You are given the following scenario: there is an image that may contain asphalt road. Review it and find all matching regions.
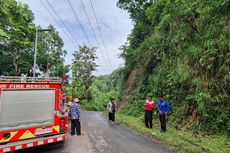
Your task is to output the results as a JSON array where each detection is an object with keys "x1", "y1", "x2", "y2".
[{"x1": 16, "y1": 111, "x2": 171, "y2": 153}]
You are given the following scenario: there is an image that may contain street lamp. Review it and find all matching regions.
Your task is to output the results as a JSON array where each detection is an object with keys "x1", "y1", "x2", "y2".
[{"x1": 33, "y1": 27, "x2": 52, "y2": 77}]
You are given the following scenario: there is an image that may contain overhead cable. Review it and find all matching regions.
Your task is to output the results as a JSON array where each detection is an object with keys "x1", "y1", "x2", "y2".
[
  {"x1": 80, "y1": 0, "x2": 111, "y2": 72},
  {"x1": 66, "y1": 0, "x2": 92, "y2": 46},
  {"x1": 45, "y1": 0, "x2": 81, "y2": 46},
  {"x1": 89, "y1": 0, "x2": 114, "y2": 71},
  {"x1": 40, "y1": 0, "x2": 79, "y2": 49}
]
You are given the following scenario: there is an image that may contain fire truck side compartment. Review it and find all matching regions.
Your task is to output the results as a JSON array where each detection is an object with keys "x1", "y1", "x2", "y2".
[{"x1": 0, "y1": 89, "x2": 55, "y2": 131}]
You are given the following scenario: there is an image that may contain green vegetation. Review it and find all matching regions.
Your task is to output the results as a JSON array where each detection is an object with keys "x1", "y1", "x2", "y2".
[
  {"x1": 78, "y1": 70, "x2": 121, "y2": 111},
  {"x1": 115, "y1": 0, "x2": 230, "y2": 134},
  {"x1": 0, "y1": 0, "x2": 68, "y2": 76},
  {"x1": 83, "y1": 0, "x2": 230, "y2": 152},
  {"x1": 113, "y1": 112, "x2": 230, "y2": 153},
  {"x1": 1, "y1": 0, "x2": 229, "y2": 152},
  {"x1": 71, "y1": 45, "x2": 97, "y2": 100}
]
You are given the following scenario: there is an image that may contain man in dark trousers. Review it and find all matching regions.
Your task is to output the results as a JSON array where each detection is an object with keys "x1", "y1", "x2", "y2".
[
  {"x1": 144, "y1": 96, "x2": 155, "y2": 128},
  {"x1": 69, "y1": 98, "x2": 81, "y2": 136},
  {"x1": 157, "y1": 96, "x2": 172, "y2": 132},
  {"x1": 107, "y1": 98, "x2": 116, "y2": 124}
]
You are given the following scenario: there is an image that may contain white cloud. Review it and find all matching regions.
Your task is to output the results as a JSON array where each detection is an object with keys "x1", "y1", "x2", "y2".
[{"x1": 17, "y1": 0, "x2": 133, "y2": 75}]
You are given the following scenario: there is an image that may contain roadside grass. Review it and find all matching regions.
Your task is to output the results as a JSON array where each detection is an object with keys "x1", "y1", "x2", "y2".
[{"x1": 103, "y1": 112, "x2": 230, "y2": 153}]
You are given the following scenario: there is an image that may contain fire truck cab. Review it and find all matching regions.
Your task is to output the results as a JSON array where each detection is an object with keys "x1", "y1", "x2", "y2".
[{"x1": 0, "y1": 76, "x2": 68, "y2": 152}]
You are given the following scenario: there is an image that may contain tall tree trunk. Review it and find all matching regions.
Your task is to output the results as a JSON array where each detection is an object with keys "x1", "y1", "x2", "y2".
[
  {"x1": 13, "y1": 56, "x2": 18, "y2": 76},
  {"x1": 13, "y1": 48, "x2": 19, "y2": 76}
]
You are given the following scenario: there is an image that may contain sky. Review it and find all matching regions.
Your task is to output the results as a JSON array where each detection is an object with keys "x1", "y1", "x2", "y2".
[{"x1": 17, "y1": 0, "x2": 133, "y2": 75}]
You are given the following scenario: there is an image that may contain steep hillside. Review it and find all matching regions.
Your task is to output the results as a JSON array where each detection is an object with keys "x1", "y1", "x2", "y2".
[{"x1": 117, "y1": 0, "x2": 230, "y2": 134}]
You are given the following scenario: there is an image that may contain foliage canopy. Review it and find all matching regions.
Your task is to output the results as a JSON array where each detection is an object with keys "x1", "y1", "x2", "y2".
[
  {"x1": 117, "y1": 0, "x2": 230, "y2": 134},
  {"x1": 0, "y1": 0, "x2": 68, "y2": 77}
]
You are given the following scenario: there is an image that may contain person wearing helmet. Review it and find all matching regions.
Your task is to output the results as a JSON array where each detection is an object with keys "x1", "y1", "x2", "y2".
[
  {"x1": 66, "y1": 96, "x2": 73, "y2": 112},
  {"x1": 68, "y1": 96, "x2": 73, "y2": 107}
]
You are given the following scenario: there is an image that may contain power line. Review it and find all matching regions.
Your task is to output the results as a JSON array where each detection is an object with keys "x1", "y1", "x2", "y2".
[
  {"x1": 66, "y1": 0, "x2": 108, "y2": 74},
  {"x1": 40, "y1": 0, "x2": 107, "y2": 74},
  {"x1": 66, "y1": 0, "x2": 92, "y2": 46},
  {"x1": 39, "y1": 0, "x2": 79, "y2": 49},
  {"x1": 45, "y1": 0, "x2": 81, "y2": 47},
  {"x1": 89, "y1": 0, "x2": 113, "y2": 71},
  {"x1": 80, "y1": 0, "x2": 111, "y2": 72}
]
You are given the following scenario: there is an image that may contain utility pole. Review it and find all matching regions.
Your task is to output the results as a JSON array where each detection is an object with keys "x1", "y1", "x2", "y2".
[
  {"x1": 33, "y1": 27, "x2": 38, "y2": 77},
  {"x1": 33, "y1": 27, "x2": 52, "y2": 77},
  {"x1": 47, "y1": 34, "x2": 52, "y2": 77}
]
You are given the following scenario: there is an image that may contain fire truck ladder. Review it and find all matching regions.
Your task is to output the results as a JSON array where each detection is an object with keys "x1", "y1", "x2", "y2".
[{"x1": 0, "y1": 76, "x2": 62, "y2": 83}]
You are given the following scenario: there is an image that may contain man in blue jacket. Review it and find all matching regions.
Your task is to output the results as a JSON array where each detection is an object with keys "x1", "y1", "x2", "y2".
[
  {"x1": 157, "y1": 96, "x2": 172, "y2": 132},
  {"x1": 69, "y1": 98, "x2": 81, "y2": 136}
]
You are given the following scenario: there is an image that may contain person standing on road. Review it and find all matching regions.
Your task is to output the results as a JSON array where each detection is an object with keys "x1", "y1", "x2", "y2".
[
  {"x1": 68, "y1": 96, "x2": 73, "y2": 106},
  {"x1": 144, "y1": 95, "x2": 155, "y2": 128},
  {"x1": 107, "y1": 98, "x2": 116, "y2": 123},
  {"x1": 69, "y1": 98, "x2": 81, "y2": 136},
  {"x1": 157, "y1": 96, "x2": 172, "y2": 132},
  {"x1": 67, "y1": 96, "x2": 73, "y2": 112}
]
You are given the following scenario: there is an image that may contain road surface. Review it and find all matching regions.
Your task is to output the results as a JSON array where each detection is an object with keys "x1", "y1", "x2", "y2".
[{"x1": 16, "y1": 111, "x2": 171, "y2": 153}]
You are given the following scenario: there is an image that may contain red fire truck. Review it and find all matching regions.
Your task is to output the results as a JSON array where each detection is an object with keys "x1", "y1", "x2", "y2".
[{"x1": 0, "y1": 76, "x2": 68, "y2": 152}]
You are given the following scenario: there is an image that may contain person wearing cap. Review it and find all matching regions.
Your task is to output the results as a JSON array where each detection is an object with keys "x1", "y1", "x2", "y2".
[
  {"x1": 107, "y1": 98, "x2": 116, "y2": 123},
  {"x1": 157, "y1": 96, "x2": 172, "y2": 132},
  {"x1": 144, "y1": 95, "x2": 155, "y2": 128},
  {"x1": 69, "y1": 98, "x2": 81, "y2": 136}
]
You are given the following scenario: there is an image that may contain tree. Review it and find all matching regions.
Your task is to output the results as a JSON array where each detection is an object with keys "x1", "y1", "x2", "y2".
[
  {"x1": 0, "y1": 0, "x2": 68, "y2": 77},
  {"x1": 37, "y1": 25, "x2": 68, "y2": 77},
  {"x1": 0, "y1": 0, "x2": 35, "y2": 76},
  {"x1": 117, "y1": 0, "x2": 153, "y2": 22},
  {"x1": 72, "y1": 45, "x2": 97, "y2": 100},
  {"x1": 117, "y1": 0, "x2": 230, "y2": 133}
]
